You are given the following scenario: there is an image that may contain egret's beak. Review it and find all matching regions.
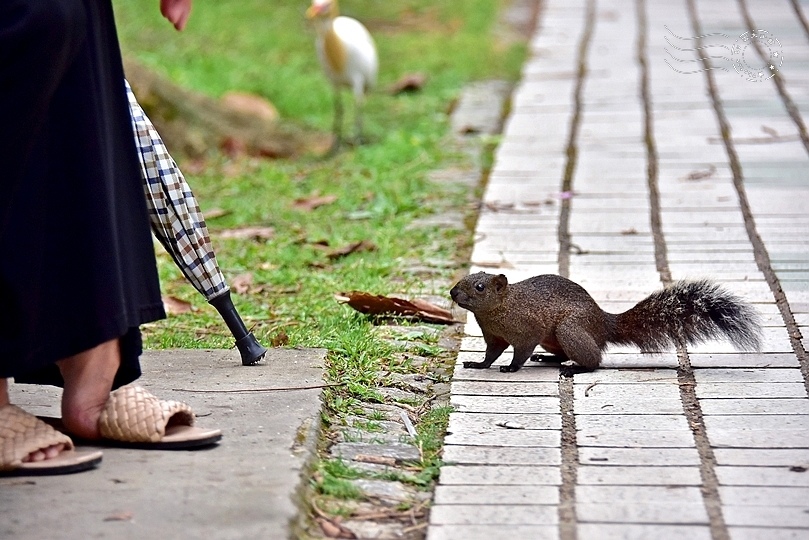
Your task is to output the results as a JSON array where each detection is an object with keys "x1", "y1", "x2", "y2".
[{"x1": 305, "y1": 5, "x2": 322, "y2": 18}]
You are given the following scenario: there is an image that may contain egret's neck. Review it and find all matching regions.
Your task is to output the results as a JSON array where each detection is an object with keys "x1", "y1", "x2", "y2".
[{"x1": 311, "y1": 16, "x2": 335, "y2": 38}]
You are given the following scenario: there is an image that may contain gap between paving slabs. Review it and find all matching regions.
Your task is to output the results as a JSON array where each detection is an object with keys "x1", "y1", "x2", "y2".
[{"x1": 300, "y1": 80, "x2": 512, "y2": 540}]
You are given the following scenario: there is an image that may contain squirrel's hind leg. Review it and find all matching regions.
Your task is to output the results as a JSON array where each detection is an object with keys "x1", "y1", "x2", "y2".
[{"x1": 555, "y1": 319, "x2": 603, "y2": 370}]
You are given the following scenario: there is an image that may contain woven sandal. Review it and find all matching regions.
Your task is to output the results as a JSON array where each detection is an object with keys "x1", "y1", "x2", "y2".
[
  {"x1": 1, "y1": 404, "x2": 102, "y2": 476},
  {"x1": 93, "y1": 385, "x2": 221, "y2": 450}
]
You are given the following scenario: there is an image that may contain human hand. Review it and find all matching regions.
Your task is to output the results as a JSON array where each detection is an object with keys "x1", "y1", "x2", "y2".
[{"x1": 160, "y1": 0, "x2": 192, "y2": 31}]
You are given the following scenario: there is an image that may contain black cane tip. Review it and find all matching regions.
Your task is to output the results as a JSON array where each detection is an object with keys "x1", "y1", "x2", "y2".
[{"x1": 236, "y1": 333, "x2": 268, "y2": 366}]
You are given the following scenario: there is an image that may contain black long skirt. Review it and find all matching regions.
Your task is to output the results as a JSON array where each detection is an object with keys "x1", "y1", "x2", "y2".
[{"x1": 0, "y1": 0, "x2": 165, "y2": 387}]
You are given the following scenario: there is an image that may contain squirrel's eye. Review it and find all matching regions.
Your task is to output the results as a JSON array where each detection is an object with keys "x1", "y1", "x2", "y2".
[{"x1": 474, "y1": 282, "x2": 485, "y2": 292}]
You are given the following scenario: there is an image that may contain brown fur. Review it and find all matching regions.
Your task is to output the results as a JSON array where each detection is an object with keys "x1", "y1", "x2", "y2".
[{"x1": 450, "y1": 272, "x2": 762, "y2": 372}]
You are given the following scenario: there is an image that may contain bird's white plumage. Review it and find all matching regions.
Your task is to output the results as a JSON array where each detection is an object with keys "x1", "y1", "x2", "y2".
[{"x1": 320, "y1": 16, "x2": 377, "y2": 95}]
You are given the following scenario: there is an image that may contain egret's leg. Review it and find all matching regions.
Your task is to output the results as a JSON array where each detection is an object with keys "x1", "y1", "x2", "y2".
[
  {"x1": 352, "y1": 79, "x2": 367, "y2": 145},
  {"x1": 328, "y1": 87, "x2": 343, "y2": 155}
]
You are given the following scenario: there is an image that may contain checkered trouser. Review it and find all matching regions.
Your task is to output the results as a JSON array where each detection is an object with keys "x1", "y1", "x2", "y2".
[{"x1": 126, "y1": 80, "x2": 229, "y2": 301}]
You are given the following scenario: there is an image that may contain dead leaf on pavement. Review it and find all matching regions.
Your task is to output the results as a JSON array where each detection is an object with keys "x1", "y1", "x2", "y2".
[
  {"x1": 163, "y1": 296, "x2": 193, "y2": 315},
  {"x1": 215, "y1": 226, "x2": 275, "y2": 241},
  {"x1": 388, "y1": 72, "x2": 427, "y2": 94},
  {"x1": 326, "y1": 240, "x2": 377, "y2": 260},
  {"x1": 335, "y1": 291, "x2": 457, "y2": 324},
  {"x1": 684, "y1": 164, "x2": 716, "y2": 181},
  {"x1": 103, "y1": 511, "x2": 134, "y2": 522},
  {"x1": 293, "y1": 192, "x2": 338, "y2": 211}
]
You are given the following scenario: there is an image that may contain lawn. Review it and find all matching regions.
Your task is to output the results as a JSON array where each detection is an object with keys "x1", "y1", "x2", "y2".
[{"x1": 114, "y1": 0, "x2": 526, "y2": 516}]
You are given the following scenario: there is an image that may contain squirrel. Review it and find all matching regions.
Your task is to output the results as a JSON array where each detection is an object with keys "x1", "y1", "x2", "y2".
[{"x1": 450, "y1": 272, "x2": 763, "y2": 372}]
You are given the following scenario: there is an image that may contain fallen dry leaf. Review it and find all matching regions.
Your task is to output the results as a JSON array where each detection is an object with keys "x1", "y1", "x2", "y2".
[
  {"x1": 317, "y1": 517, "x2": 356, "y2": 539},
  {"x1": 621, "y1": 228, "x2": 638, "y2": 235},
  {"x1": 388, "y1": 72, "x2": 428, "y2": 94},
  {"x1": 353, "y1": 454, "x2": 396, "y2": 466},
  {"x1": 335, "y1": 291, "x2": 457, "y2": 324},
  {"x1": 216, "y1": 226, "x2": 275, "y2": 241},
  {"x1": 326, "y1": 240, "x2": 377, "y2": 260},
  {"x1": 163, "y1": 296, "x2": 193, "y2": 315},
  {"x1": 684, "y1": 164, "x2": 716, "y2": 181},
  {"x1": 230, "y1": 273, "x2": 254, "y2": 295},
  {"x1": 293, "y1": 193, "x2": 338, "y2": 212},
  {"x1": 103, "y1": 511, "x2": 134, "y2": 522},
  {"x1": 271, "y1": 331, "x2": 289, "y2": 347}
]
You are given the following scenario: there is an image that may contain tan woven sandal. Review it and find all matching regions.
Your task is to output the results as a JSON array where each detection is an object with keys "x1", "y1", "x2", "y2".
[
  {"x1": 94, "y1": 385, "x2": 221, "y2": 450},
  {"x1": 1, "y1": 404, "x2": 102, "y2": 476}
]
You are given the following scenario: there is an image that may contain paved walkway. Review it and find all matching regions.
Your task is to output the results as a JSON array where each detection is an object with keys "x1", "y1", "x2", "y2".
[
  {"x1": 428, "y1": 0, "x2": 809, "y2": 539},
  {"x1": 2, "y1": 348, "x2": 324, "y2": 539}
]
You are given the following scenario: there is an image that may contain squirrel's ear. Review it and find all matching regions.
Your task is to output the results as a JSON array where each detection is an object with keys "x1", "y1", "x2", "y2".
[{"x1": 493, "y1": 274, "x2": 508, "y2": 292}]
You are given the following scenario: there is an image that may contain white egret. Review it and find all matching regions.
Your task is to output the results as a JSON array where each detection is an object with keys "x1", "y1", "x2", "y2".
[{"x1": 306, "y1": 0, "x2": 378, "y2": 153}]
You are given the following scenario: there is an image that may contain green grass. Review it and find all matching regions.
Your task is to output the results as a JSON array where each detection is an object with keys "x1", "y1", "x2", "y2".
[
  {"x1": 115, "y1": 0, "x2": 524, "y2": 358},
  {"x1": 114, "y1": 0, "x2": 524, "y2": 515}
]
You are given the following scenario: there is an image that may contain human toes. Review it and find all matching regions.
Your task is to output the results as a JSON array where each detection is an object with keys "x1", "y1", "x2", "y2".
[{"x1": 22, "y1": 443, "x2": 66, "y2": 463}]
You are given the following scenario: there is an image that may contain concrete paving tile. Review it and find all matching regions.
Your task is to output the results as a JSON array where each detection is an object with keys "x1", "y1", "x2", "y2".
[
  {"x1": 575, "y1": 414, "x2": 689, "y2": 431},
  {"x1": 716, "y1": 466, "x2": 809, "y2": 487},
  {"x1": 577, "y1": 524, "x2": 712, "y2": 540},
  {"x1": 451, "y1": 395, "x2": 560, "y2": 414},
  {"x1": 700, "y1": 398, "x2": 809, "y2": 415},
  {"x1": 579, "y1": 446, "x2": 699, "y2": 466},
  {"x1": 459, "y1": 337, "x2": 486, "y2": 352},
  {"x1": 690, "y1": 353, "x2": 801, "y2": 368},
  {"x1": 575, "y1": 397, "x2": 685, "y2": 415},
  {"x1": 426, "y1": 524, "x2": 559, "y2": 540},
  {"x1": 577, "y1": 502, "x2": 709, "y2": 524},
  {"x1": 574, "y1": 383, "x2": 682, "y2": 400},
  {"x1": 433, "y1": 484, "x2": 559, "y2": 505},
  {"x1": 437, "y1": 465, "x2": 561, "y2": 486},
  {"x1": 695, "y1": 383, "x2": 808, "y2": 399},
  {"x1": 429, "y1": 504, "x2": 558, "y2": 525},
  {"x1": 575, "y1": 370, "x2": 678, "y2": 384},
  {"x1": 448, "y1": 412, "x2": 561, "y2": 431},
  {"x1": 720, "y1": 486, "x2": 809, "y2": 506},
  {"x1": 441, "y1": 445, "x2": 561, "y2": 466},
  {"x1": 708, "y1": 430, "x2": 809, "y2": 449},
  {"x1": 723, "y1": 505, "x2": 809, "y2": 528},
  {"x1": 451, "y1": 381, "x2": 559, "y2": 396},
  {"x1": 577, "y1": 485, "x2": 703, "y2": 504},
  {"x1": 694, "y1": 369, "x2": 806, "y2": 384},
  {"x1": 578, "y1": 430, "x2": 696, "y2": 448},
  {"x1": 453, "y1": 362, "x2": 561, "y2": 383},
  {"x1": 577, "y1": 466, "x2": 702, "y2": 486},
  {"x1": 704, "y1": 415, "x2": 809, "y2": 430},
  {"x1": 726, "y1": 527, "x2": 809, "y2": 540},
  {"x1": 445, "y1": 429, "x2": 560, "y2": 448},
  {"x1": 599, "y1": 354, "x2": 681, "y2": 369},
  {"x1": 714, "y1": 448, "x2": 809, "y2": 467}
]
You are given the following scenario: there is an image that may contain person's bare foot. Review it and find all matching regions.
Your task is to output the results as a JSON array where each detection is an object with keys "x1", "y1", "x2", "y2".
[
  {"x1": 56, "y1": 338, "x2": 121, "y2": 440},
  {"x1": 1, "y1": 378, "x2": 67, "y2": 462}
]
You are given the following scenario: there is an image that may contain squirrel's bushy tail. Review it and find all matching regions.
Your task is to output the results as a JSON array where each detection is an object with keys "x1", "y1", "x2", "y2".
[{"x1": 612, "y1": 280, "x2": 763, "y2": 352}]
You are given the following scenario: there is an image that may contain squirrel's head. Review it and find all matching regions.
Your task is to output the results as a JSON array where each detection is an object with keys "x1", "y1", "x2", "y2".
[{"x1": 450, "y1": 272, "x2": 509, "y2": 313}]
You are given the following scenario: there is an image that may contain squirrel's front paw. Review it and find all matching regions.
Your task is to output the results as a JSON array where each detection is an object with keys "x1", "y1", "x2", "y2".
[
  {"x1": 500, "y1": 365, "x2": 521, "y2": 373},
  {"x1": 463, "y1": 361, "x2": 488, "y2": 369}
]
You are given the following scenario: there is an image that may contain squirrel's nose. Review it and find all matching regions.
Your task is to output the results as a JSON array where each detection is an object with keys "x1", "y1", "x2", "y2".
[{"x1": 450, "y1": 286, "x2": 458, "y2": 300}]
